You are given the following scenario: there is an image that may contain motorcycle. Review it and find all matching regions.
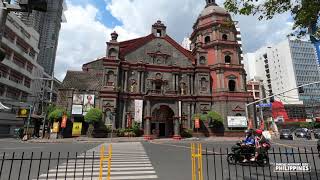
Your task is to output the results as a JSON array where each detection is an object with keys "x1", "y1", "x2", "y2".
[{"x1": 227, "y1": 142, "x2": 270, "y2": 167}]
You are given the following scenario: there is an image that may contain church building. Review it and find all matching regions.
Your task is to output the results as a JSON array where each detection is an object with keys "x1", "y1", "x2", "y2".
[{"x1": 57, "y1": 0, "x2": 254, "y2": 139}]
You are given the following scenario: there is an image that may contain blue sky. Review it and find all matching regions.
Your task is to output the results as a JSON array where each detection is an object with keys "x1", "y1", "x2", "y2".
[{"x1": 69, "y1": 0, "x2": 122, "y2": 28}]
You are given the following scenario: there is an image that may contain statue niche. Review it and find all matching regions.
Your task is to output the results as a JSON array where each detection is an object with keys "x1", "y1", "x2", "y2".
[{"x1": 130, "y1": 80, "x2": 137, "y2": 93}]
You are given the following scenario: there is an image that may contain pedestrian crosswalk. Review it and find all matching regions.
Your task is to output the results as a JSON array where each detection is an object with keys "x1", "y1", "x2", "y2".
[{"x1": 36, "y1": 142, "x2": 158, "y2": 180}]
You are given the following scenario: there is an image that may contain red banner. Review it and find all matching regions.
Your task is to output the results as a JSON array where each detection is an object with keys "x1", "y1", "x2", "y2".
[
  {"x1": 195, "y1": 118, "x2": 200, "y2": 129},
  {"x1": 61, "y1": 115, "x2": 67, "y2": 128}
]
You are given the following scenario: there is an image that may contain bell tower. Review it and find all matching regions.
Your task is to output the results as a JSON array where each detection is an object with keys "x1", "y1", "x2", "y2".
[
  {"x1": 191, "y1": 0, "x2": 245, "y2": 93},
  {"x1": 190, "y1": 0, "x2": 253, "y2": 127}
]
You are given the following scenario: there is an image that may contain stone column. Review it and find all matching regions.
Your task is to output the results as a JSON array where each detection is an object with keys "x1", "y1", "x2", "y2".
[
  {"x1": 173, "y1": 117, "x2": 181, "y2": 140},
  {"x1": 191, "y1": 75, "x2": 194, "y2": 95},
  {"x1": 188, "y1": 103, "x2": 191, "y2": 129},
  {"x1": 173, "y1": 74, "x2": 176, "y2": 91},
  {"x1": 144, "y1": 100, "x2": 152, "y2": 140},
  {"x1": 141, "y1": 72, "x2": 144, "y2": 93},
  {"x1": 137, "y1": 71, "x2": 141, "y2": 93},
  {"x1": 122, "y1": 101, "x2": 127, "y2": 128},
  {"x1": 124, "y1": 71, "x2": 128, "y2": 92}
]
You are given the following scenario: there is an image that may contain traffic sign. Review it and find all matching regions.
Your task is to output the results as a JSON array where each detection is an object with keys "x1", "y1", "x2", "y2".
[{"x1": 256, "y1": 103, "x2": 272, "y2": 108}]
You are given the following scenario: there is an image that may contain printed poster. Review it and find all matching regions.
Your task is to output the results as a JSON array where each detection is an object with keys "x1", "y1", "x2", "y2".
[
  {"x1": 72, "y1": 105, "x2": 83, "y2": 115},
  {"x1": 73, "y1": 94, "x2": 84, "y2": 105},
  {"x1": 83, "y1": 94, "x2": 95, "y2": 113}
]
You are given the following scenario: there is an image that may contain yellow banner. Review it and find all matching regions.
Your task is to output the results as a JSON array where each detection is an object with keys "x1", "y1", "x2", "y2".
[
  {"x1": 72, "y1": 122, "x2": 82, "y2": 136},
  {"x1": 52, "y1": 122, "x2": 60, "y2": 133}
]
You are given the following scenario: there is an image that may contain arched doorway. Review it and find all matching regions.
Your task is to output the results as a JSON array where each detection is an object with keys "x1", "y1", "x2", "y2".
[{"x1": 151, "y1": 105, "x2": 174, "y2": 137}]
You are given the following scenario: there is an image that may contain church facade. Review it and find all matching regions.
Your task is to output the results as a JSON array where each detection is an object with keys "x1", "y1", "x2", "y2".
[{"x1": 58, "y1": 0, "x2": 254, "y2": 139}]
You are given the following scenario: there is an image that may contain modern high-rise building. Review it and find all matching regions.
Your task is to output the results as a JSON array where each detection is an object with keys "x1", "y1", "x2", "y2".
[
  {"x1": 244, "y1": 39, "x2": 320, "y2": 116},
  {"x1": 0, "y1": 12, "x2": 42, "y2": 136},
  {"x1": 17, "y1": 0, "x2": 67, "y2": 76}
]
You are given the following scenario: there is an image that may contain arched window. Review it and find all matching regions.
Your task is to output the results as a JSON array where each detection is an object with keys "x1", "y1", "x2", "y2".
[
  {"x1": 199, "y1": 56, "x2": 206, "y2": 65},
  {"x1": 228, "y1": 80, "x2": 236, "y2": 92},
  {"x1": 225, "y1": 55, "x2": 231, "y2": 64},
  {"x1": 222, "y1": 34, "x2": 228, "y2": 40},
  {"x1": 204, "y1": 36, "x2": 211, "y2": 44},
  {"x1": 108, "y1": 48, "x2": 117, "y2": 57}
]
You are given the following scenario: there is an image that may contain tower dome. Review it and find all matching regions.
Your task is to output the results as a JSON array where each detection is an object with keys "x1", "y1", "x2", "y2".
[{"x1": 201, "y1": 0, "x2": 227, "y2": 16}]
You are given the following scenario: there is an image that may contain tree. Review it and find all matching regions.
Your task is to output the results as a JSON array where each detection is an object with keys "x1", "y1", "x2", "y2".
[
  {"x1": 224, "y1": 0, "x2": 320, "y2": 39},
  {"x1": 84, "y1": 108, "x2": 103, "y2": 124},
  {"x1": 207, "y1": 111, "x2": 224, "y2": 128},
  {"x1": 48, "y1": 108, "x2": 64, "y2": 122},
  {"x1": 84, "y1": 108, "x2": 103, "y2": 137}
]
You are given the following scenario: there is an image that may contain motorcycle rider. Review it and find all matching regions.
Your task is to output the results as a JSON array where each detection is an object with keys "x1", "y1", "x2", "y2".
[
  {"x1": 240, "y1": 129, "x2": 255, "y2": 162},
  {"x1": 250, "y1": 129, "x2": 271, "y2": 161}
]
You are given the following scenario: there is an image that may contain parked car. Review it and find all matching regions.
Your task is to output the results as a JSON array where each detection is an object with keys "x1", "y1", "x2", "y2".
[
  {"x1": 313, "y1": 129, "x2": 320, "y2": 139},
  {"x1": 294, "y1": 128, "x2": 311, "y2": 139},
  {"x1": 279, "y1": 129, "x2": 293, "y2": 140}
]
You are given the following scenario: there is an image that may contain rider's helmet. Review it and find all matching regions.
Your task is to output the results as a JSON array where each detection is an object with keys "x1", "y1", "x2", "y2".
[
  {"x1": 245, "y1": 129, "x2": 252, "y2": 136},
  {"x1": 255, "y1": 129, "x2": 263, "y2": 135}
]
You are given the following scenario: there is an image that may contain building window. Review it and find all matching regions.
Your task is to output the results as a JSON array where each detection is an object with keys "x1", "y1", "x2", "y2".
[
  {"x1": 106, "y1": 71, "x2": 115, "y2": 86},
  {"x1": 225, "y1": 55, "x2": 231, "y2": 64},
  {"x1": 205, "y1": 36, "x2": 210, "y2": 44},
  {"x1": 155, "y1": 81, "x2": 162, "y2": 91},
  {"x1": 236, "y1": 113, "x2": 242, "y2": 116},
  {"x1": 222, "y1": 34, "x2": 228, "y2": 40},
  {"x1": 157, "y1": 30, "x2": 162, "y2": 37},
  {"x1": 228, "y1": 80, "x2": 236, "y2": 92},
  {"x1": 199, "y1": 56, "x2": 206, "y2": 65}
]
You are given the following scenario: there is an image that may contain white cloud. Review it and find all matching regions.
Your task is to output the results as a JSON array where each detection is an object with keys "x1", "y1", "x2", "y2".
[
  {"x1": 55, "y1": 0, "x2": 295, "y2": 80},
  {"x1": 55, "y1": 2, "x2": 138, "y2": 80}
]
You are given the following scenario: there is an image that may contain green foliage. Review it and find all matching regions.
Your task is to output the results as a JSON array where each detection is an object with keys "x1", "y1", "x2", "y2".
[
  {"x1": 84, "y1": 108, "x2": 103, "y2": 124},
  {"x1": 224, "y1": 0, "x2": 320, "y2": 39},
  {"x1": 181, "y1": 129, "x2": 193, "y2": 138},
  {"x1": 116, "y1": 123, "x2": 142, "y2": 137},
  {"x1": 46, "y1": 104, "x2": 56, "y2": 115},
  {"x1": 207, "y1": 111, "x2": 223, "y2": 124},
  {"x1": 48, "y1": 108, "x2": 69, "y2": 122}
]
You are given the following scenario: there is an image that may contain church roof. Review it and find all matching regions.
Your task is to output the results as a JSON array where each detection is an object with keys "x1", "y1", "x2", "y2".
[
  {"x1": 118, "y1": 34, "x2": 195, "y2": 64},
  {"x1": 200, "y1": 4, "x2": 227, "y2": 16},
  {"x1": 61, "y1": 71, "x2": 103, "y2": 91}
]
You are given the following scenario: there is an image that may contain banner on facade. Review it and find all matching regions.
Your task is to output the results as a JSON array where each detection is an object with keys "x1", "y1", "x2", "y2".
[
  {"x1": 178, "y1": 101, "x2": 182, "y2": 118},
  {"x1": 72, "y1": 122, "x2": 82, "y2": 136},
  {"x1": 61, "y1": 114, "x2": 67, "y2": 128},
  {"x1": 227, "y1": 116, "x2": 247, "y2": 128},
  {"x1": 72, "y1": 105, "x2": 83, "y2": 115},
  {"x1": 134, "y1": 100, "x2": 143, "y2": 123},
  {"x1": 83, "y1": 94, "x2": 95, "y2": 114}
]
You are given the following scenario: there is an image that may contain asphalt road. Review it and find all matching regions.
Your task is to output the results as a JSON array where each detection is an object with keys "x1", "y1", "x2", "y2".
[{"x1": 0, "y1": 138, "x2": 319, "y2": 180}]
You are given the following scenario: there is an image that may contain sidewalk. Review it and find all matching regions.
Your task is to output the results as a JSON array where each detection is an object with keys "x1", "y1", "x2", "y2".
[{"x1": 25, "y1": 136, "x2": 243, "y2": 144}]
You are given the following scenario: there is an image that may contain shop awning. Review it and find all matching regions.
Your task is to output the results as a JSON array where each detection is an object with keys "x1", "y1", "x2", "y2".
[{"x1": 0, "y1": 102, "x2": 10, "y2": 110}]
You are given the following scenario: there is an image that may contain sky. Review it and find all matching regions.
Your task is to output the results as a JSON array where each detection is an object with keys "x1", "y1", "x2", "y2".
[{"x1": 55, "y1": 0, "x2": 294, "y2": 81}]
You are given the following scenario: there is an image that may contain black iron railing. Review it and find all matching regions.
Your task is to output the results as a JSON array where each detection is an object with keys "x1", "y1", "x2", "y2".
[
  {"x1": 0, "y1": 151, "x2": 102, "y2": 180},
  {"x1": 203, "y1": 147, "x2": 320, "y2": 180}
]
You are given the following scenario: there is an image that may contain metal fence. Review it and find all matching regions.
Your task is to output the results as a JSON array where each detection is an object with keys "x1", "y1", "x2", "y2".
[
  {"x1": 0, "y1": 151, "x2": 105, "y2": 180},
  {"x1": 203, "y1": 147, "x2": 320, "y2": 180}
]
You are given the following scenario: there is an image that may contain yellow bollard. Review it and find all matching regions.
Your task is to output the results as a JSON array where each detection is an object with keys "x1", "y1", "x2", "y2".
[
  {"x1": 191, "y1": 143, "x2": 203, "y2": 180},
  {"x1": 99, "y1": 145, "x2": 105, "y2": 180},
  {"x1": 107, "y1": 144, "x2": 112, "y2": 180}
]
